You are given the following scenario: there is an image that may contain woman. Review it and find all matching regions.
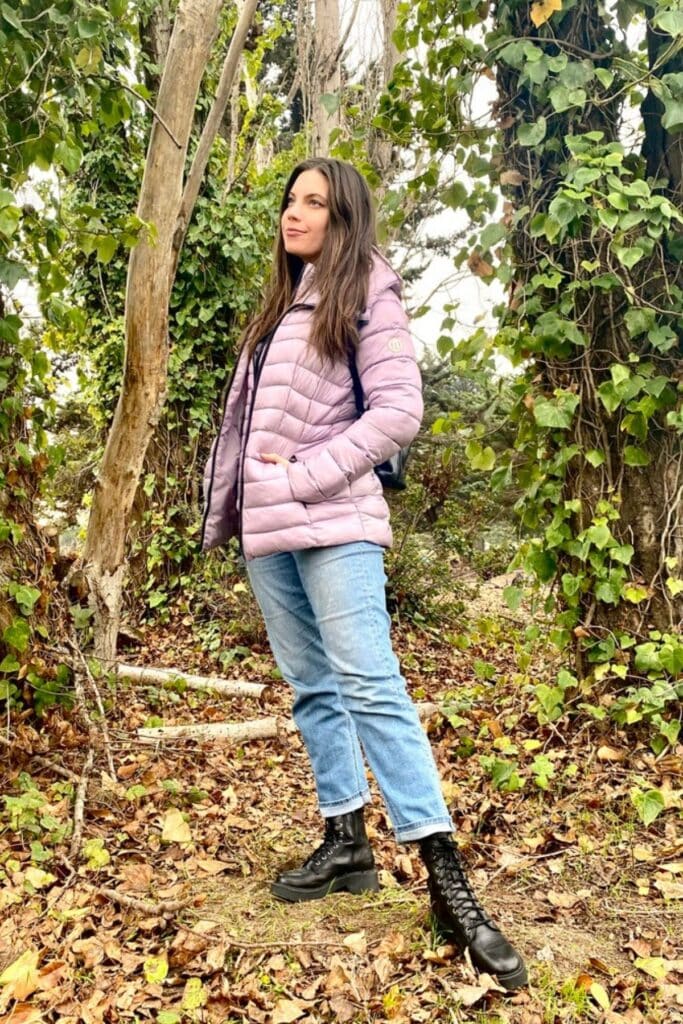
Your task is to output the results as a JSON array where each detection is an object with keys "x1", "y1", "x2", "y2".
[{"x1": 201, "y1": 158, "x2": 527, "y2": 991}]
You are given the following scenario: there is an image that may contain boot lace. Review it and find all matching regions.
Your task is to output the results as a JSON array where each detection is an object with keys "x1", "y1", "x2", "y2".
[
  {"x1": 427, "y1": 837, "x2": 493, "y2": 931},
  {"x1": 304, "y1": 819, "x2": 344, "y2": 870}
]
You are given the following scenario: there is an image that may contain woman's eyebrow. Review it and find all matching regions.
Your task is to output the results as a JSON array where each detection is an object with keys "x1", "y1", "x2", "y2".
[{"x1": 288, "y1": 191, "x2": 328, "y2": 201}]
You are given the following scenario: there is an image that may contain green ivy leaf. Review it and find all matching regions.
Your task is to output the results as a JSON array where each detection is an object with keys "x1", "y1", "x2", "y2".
[
  {"x1": 662, "y1": 100, "x2": 683, "y2": 134},
  {"x1": 624, "y1": 307, "x2": 656, "y2": 337},
  {"x1": 586, "y1": 523, "x2": 612, "y2": 549},
  {"x1": 503, "y1": 585, "x2": 523, "y2": 611},
  {"x1": 585, "y1": 449, "x2": 606, "y2": 467},
  {"x1": 441, "y1": 181, "x2": 468, "y2": 208},
  {"x1": 182, "y1": 978, "x2": 208, "y2": 1010},
  {"x1": 595, "y1": 68, "x2": 615, "y2": 89},
  {"x1": 623, "y1": 445, "x2": 651, "y2": 466},
  {"x1": 653, "y1": 9, "x2": 683, "y2": 33},
  {"x1": 597, "y1": 207, "x2": 618, "y2": 231},
  {"x1": 607, "y1": 191, "x2": 629, "y2": 211},
  {"x1": 3, "y1": 618, "x2": 30, "y2": 653},
  {"x1": 630, "y1": 788, "x2": 665, "y2": 826},
  {"x1": 480, "y1": 222, "x2": 507, "y2": 249},
  {"x1": 610, "y1": 543, "x2": 634, "y2": 564},
  {"x1": 95, "y1": 235, "x2": 118, "y2": 263},
  {"x1": 647, "y1": 325, "x2": 678, "y2": 352},
  {"x1": 623, "y1": 584, "x2": 650, "y2": 603},
  {"x1": 597, "y1": 381, "x2": 620, "y2": 413},
  {"x1": 54, "y1": 140, "x2": 83, "y2": 174},
  {"x1": 528, "y1": 548, "x2": 557, "y2": 583},
  {"x1": 0, "y1": 205, "x2": 21, "y2": 238},
  {"x1": 0, "y1": 653, "x2": 20, "y2": 673},
  {"x1": 320, "y1": 93, "x2": 340, "y2": 116},
  {"x1": 143, "y1": 953, "x2": 169, "y2": 984},
  {"x1": 517, "y1": 117, "x2": 547, "y2": 146},
  {"x1": 611, "y1": 364, "x2": 630, "y2": 387},
  {"x1": 83, "y1": 838, "x2": 111, "y2": 870},
  {"x1": 77, "y1": 17, "x2": 103, "y2": 37},
  {"x1": 10, "y1": 585, "x2": 41, "y2": 615},
  {"x1": 533, "y1": 391, "x2": 579, "y2": 429},
  {"x1": 613, "y1": 244, "x2": 645, "y2": 268},
  {"x1": 550, "y1": 85, "x2": 587, "y2": 112},
  {"x1": 595, "y1": 577, "x2": 621, "y2": 603}
]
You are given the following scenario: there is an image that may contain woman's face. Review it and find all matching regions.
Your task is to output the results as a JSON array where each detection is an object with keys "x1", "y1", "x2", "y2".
[{"x1": 281, "y1": 169, "x2": 330, "y2": 263}]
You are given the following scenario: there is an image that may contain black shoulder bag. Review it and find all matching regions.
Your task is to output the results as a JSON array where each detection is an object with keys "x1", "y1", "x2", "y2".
[{"x1": 347, "y1": 349, "x2": 412, "y2": 491}]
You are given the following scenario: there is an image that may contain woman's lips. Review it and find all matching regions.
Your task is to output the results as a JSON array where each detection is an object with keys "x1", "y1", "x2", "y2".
[{"x1": 284, "y1": 229, "x2": 305, "y2": 237}]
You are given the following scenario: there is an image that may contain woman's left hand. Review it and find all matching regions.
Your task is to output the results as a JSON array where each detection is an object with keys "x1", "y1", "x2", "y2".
[{"x1": 260, "y1": 452, "x2": 289, "y2": 466}]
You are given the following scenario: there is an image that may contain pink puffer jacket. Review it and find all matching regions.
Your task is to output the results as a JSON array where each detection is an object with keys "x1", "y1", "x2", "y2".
[{"x1": 200, "y1": 251, "x2": 423, "y2": 559}]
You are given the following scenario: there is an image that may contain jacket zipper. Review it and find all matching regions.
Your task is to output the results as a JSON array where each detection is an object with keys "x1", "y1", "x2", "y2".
[
  {"x1": 199, "y1": 353, "x2": 245, "y2": 549},
  {"x1": 235, "y1": 302, "x2": 313, "y2": 552}
]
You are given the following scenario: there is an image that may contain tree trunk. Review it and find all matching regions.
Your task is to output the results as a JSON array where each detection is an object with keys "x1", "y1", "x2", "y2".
[
  {"x1": 494, "y1": 1, "x2": 682, "y2": 635},
  {"x1": 139, "y1": 0, "x2": 173, "y2": 96},
  {"x1": 83, "y1": 0, "x2": 259, "y2": 660},
  {"x1": 368, "y1": 0, "x2": 400, "y2": 185},
  {"x1": 311, "y1": 0, "x2": 341, "y2": 155}
]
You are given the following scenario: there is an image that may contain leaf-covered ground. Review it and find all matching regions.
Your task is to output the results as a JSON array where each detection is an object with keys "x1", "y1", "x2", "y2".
[{"x1": 1, "y1": 593, "x2": 681, "y2": 1024}]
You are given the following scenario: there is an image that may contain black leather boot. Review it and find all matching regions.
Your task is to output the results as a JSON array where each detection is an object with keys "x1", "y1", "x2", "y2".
[
  {"x1": 271, "y1": 808, "x2": 380, "y2": 902},
  {"x1": 419, "y1": 833, "x2": 527, "y2": 991}
]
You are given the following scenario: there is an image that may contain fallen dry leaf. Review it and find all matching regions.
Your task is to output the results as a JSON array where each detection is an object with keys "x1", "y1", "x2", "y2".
[
  {"x1": 324, "y1": 957, "x2": 353, "y2": 994},
  {"x1": 597, "y1": 746, "x2": 627, "y2": 762},
  {"x1": 377, "y1": 931, "x2": 408, "y2": 958},
  {"x1": 453, "y1": 973, "x2": 506, "y2": 1006},
  {"x1": 327, "y1": 995, "x2": 357, "y2": 1022},
  {"x1": 0, "y1": 1004, "x2": 45, "y2": 1024},
  {"x1": 589, "y1": 980, "x2": 611, "y2": 1010},
  {"x1": 161, "y1": 808, "x2": 192, "y2": 845},
  {"x1": 625, "y1": 938, "x2": 652, "y2": 958},
  {"x1": 659, "y1": 860, "x2": 683, "y2": 874},
  {"x1": 547, "y1": 889, "x2": 587, "y2": 909},
  {"x1": 205, "y1": 941, "x2": 228, "y2": 972},
  {"x1": 342, "y1": 931, "x2": 367, "y2": 955},
  {"x1": 631, "y1": 845, "x2": 654, "y2": 862},
  {"x1": 224, "y1": 813, "x2": 258, "y2": 830},
  {"x1": 588, "y1": 956, "x2": 614, "y2": 975},
  {"x1": 118, "y1": 861, "x2": 154, "y2": 891},
  {"x1": 272, "y1": 997, "x2": 309, "y2": 1023},
  {"x1": 0, "y1": 949, "x2": 40, "y2": 1002},
  {"x1": 373, "y1": 955, "x2": 396, "y2": 985},
  {"x1": 193, "y1": 856, "x2": 231, "y2": 875},
  {"x1": 654, "y1": 876, "x2": 683, "y2": 899}
]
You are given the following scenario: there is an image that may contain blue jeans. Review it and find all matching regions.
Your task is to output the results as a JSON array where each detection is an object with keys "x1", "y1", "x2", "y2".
[{"x1": 246, "y1": 541, "x2": 453, "y2": 843}]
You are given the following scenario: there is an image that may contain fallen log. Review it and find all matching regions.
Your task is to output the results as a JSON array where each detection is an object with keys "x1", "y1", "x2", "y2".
[
  {"x1": 115, "y1": 662, "x2": 269, "y2": 699},
  {"x1": 136, "y1": 702, "x2": 441, "y2": 745}
]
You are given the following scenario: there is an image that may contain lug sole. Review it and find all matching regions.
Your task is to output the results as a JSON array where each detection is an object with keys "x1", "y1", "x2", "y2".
[{"x1": 271, "y1": 868, "x2": 380, "y2": 903}]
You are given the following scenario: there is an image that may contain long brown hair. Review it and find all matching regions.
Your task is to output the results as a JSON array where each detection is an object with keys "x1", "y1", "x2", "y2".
[{"x1": 243, "y1": 159, "x2": 377, "y2": 363}]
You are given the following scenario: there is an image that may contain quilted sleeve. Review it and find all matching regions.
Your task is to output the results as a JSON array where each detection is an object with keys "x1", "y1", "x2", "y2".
[{"x1": 287, "y1": 287, "x2": 423, "y2": 504}]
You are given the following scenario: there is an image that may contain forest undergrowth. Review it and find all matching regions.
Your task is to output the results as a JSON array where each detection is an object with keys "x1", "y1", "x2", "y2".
[{"x1": 0, "y1": 580, "x2": 681, "y2": 1024}]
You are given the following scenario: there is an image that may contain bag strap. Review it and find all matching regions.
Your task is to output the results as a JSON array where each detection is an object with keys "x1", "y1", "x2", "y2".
[{"x1": 347, "y1": 345, "x2": 365, "y2": 416}]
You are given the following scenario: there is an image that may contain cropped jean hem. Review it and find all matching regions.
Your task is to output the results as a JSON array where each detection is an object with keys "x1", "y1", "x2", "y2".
[
  {"x1": 319, "y1": 789, "x2": 371, "y2": 817},
  {"x1": 395, "y1": 817, "x2": 454, "y2": 844}
]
